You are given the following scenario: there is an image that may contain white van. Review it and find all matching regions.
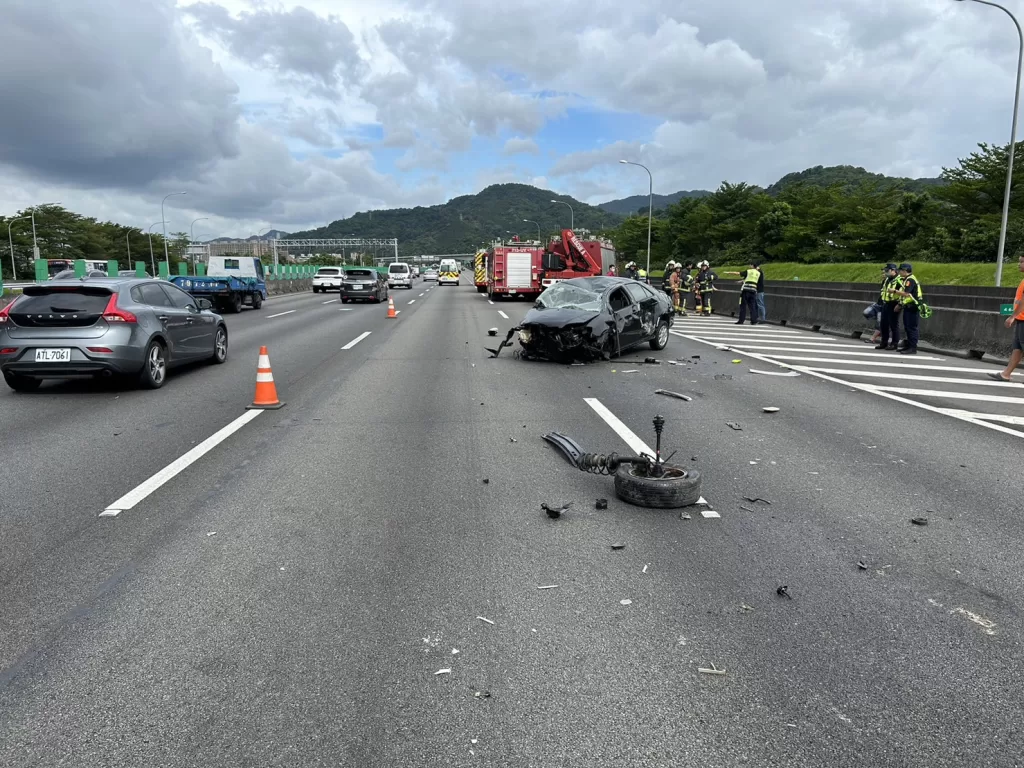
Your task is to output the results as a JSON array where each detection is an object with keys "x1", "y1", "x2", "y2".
[
  {"x1": 438, "y1": 259, "x2": 460, "y2": 286},
  {"x1": 387, "y1": 262, "x2": 413, "y2": 289}
]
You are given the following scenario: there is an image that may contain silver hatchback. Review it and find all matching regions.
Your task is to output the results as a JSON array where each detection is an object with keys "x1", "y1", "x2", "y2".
[{"x1": 0, "y1": 278, "x2": 228, "y2": 391}]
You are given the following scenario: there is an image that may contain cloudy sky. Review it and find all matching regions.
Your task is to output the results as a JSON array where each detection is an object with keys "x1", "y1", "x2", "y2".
[{"x1": 0, "y1": 0, "x2": 1018, "y2": 237}]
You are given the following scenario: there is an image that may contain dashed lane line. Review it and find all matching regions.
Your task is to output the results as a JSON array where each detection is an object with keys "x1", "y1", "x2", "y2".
[
  {"x1": 498, "y1": 310, "x2": 509, "y2": 319},
  {"x1": 266, "y1": 310, "x2": 297, "y2": 318},
  {"x1": 341, "y1": 331, "x2": 372, "y2": 350}
]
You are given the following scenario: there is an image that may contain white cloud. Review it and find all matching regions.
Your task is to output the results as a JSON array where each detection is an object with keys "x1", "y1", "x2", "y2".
[{"x1": 502, "y1": 137, "x2": 540, "y2": 156}]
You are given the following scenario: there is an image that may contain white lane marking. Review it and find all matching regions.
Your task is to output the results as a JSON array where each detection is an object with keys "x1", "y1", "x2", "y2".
[
  {"x1": 685, "y1": 331, "x2": 817, "y2": 340},
  {"x1": 673, "y1": 323, "x2": 798, "y2": 333},
  {"x1": 321, "y1": 299, "x2": 339, "y2": 304},
  {"x1": 685, "y1": 353, "x2": 1014, "y2": 374},
  {"x1": 338, "y1": 308, "x2": 354, "y2": 311},
  {"x1": 701, "y1": 344, "x2": 941, "y2": 360},
  {"x1": 100, "y1": 410, "x2": 264, "y2": 516},
  {"x1": 342, "y1": 331, "x2": 372, "y2": 350},
  {"x1": 938, "y1": 409, "x2": 1024, "y2": 426},
  {"x1": 267, "y1": 310, "x2": 297, "y2": 318},
  {"x1": 694, "y1": 338, "x2": 853, "y2": 350},
  {"x1": 419, "y1": 292, "x2": 425, "y2": 297},
  {"x1": 585, "y1": 397, "x2": 653, "y2": 456},
  {"x1": 866, "y1": 385, "x2": 1024, "y2": 405},
  {"x1": 409, "y1": 299, "x2": 417, "y2": 304},
  {"x1": 675, "y1": 331, "x2": 1024, "y2": 440},
  {"x1": 498, "y1": 310, "x2": 510, "y2": 319},
  {"x1": 804, "y1": 368, "x2": 1024, "y2": 388},
  {"x1": 488, "y1": 300, "x2": 495, "y2": 305}
]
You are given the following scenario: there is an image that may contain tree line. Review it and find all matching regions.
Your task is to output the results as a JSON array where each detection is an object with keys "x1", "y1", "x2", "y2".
[
  {"x1": 608, "y1": 142, "x2": 1024, "y2": 268},
  {"x1": 0, "y1": 205, "x2": 190, "y2": 280}
]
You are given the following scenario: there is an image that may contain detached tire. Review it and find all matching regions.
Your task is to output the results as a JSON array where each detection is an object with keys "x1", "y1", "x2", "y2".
[{"x1": 614, "y1": 464, "x2": 702, "y2": 509}]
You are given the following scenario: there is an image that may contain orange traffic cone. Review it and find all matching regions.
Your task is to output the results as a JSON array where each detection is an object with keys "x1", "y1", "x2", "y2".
[
  {"x1": 387, "y1": 296, "x2": 397, "y2": 319},
  {"x1": 246, "y1": 345, "x2": 285, "y2": 410}
]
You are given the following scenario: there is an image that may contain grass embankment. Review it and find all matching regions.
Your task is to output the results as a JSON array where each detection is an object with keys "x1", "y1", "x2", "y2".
[{"x1": 652, "y1": 262, "x2": 1019, "y2": 287}]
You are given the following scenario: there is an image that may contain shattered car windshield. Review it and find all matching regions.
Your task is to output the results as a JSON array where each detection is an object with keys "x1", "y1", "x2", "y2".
[{"x1": 536, "y1": 283, "x2": 603, "y2": 312}]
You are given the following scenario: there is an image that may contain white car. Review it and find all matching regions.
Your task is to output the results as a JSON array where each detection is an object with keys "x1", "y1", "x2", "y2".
[
  {"x1": 423, "y1": 267, "x2": 439, "y2": 281},
  {"x1": 312, "y1": 267, "x2": 344, "y2": 293},
  {"x1": 387, "y1": 262, "x2": 413, "y2": 289}
]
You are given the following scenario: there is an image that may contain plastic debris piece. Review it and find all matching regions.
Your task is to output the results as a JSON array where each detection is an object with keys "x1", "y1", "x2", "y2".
[
  {"x1": 776, "y1": 586, "x2": 792, "y2": 599},
  {"x1": 488, "y1": 328, "x2": 498, "y2": 336},
  {"x1": 474, "y1": 690, "x2": 492, "y2": 699},
  {"x1": 537, "y1": 585, "x2": 559, "y2": 590},
  {"x1": 680, "y1": 512, "x2": 692, "y2": 520},
  {"x1": 642, "y1": 564, "x2": 649, "y2": 573},
  {"x1": 620, "y1": 369, "x2": 639, "y2": 374},
  {"x1": 726, "y1": 422, "x2": 743, "y2": 430},
  {"x1": 911, "y1": 517, "x2": 929, "y2": 526},
  {"x1": 611, "y1": 543, "x2": 626, "y2": 550},
  {"x1": 482, "y1": 478, "x2": 490, "y2": 484},
  {"x1": 741, "y1": 604, "x2": 755, "y2": 612},
  {"x1": 620, "y1": 599, "x2": 633, "y2": 605},
  {"x1": 206, "y1": 531, "x2": 217, "y2": 537},
  {"x1": 714, "y1": 374, "x2": 733, "y2": 381},
  {"x1": 452, "y1": 649, "x2": 460, "y2": 654},
  {"x1": 740, "y1": 505, "x2": 754, "y2": 512},
  {"x1": 750, "y1": 368, "x2": 800, "y2": 377},
  {"x1": 701, "y1": 510, "x2": 721, "y2": 519},
  {"x1": 762, "y1": 407, "x2": 780, "y2": 413},
  {"x1": 750, "y1": 461, "x2": 758, "y2": 465},
  {"x1": 731, "y1": 359, "x2": 742, "y2": 364},
  {"x1": 435, "y1": 669, "x2": 452, "y2": 675},
  {"x1": 857, "y1": 561, "x2": 868, "y2": 570},
  {"x1": 595, "y1": 498, "x2": 608, "y2": 510},
  {"x1": 656, "y1": 389, "x2": 693, "y2": 401},
  {"x1": 542, "y1": 501, "x2": 573, "y2": 519},
  {"x1": 743, "y1": 496, "x2": 772, "y2": 505},
  {"x1": 509, "y1": 436, "x2": 517, "y2": 443},
  {"x1": 476, "y1": 616, "x2": 495, "y2": 625},
  {"x1": 698, "y1": 663, "x2": 726, "y2": 675}
]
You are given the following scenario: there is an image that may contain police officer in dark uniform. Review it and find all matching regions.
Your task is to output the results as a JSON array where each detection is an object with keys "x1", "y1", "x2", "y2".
[
  {"x1": 875, "y1": 263, "x2": 901, "y2": 351},
  {"x1": 893, "y1": 262, "x2": 923, "y2": 355}
]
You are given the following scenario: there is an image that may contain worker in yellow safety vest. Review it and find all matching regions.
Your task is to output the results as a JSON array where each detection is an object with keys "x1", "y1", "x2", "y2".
[{"x1": 735, "y1": 262, "x2": 761, "y2": 325}]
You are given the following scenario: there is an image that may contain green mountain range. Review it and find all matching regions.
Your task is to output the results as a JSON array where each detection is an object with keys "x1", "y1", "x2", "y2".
[{"x1": 287, "y1": 166, "x2": 946, "y2": 257}]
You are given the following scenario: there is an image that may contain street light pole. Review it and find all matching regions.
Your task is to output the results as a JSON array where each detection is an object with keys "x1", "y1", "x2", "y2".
[
  {"x1": 620, "y1": 160, "x2": 654, "y2": 280},
  {"x1": 148, "y1": 221, "x2": 164, "y2": 277},
  {"x1": 958, "y1": 0, "x2": 1023, "y2": 286},
  {"x1": 523, "y1": 219, "x2": 542, "y2": 243},
  {"x1": 30, "y1": 208, "x2": 39, "y2": 261},
  {"x1": 160, "y1": 192, "x2": 187, "y2": 270},
  {"x1": 8, "y1": 216, "x2": 29, "y2": 282},
  {"x1": 551, "y1": 199, "x2": 574, "y2": 230}
]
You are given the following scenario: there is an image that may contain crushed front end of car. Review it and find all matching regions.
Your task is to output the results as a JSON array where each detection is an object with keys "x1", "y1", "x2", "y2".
[{"x1": 516, "y1": 321, "x2": 612, "y2": 362}]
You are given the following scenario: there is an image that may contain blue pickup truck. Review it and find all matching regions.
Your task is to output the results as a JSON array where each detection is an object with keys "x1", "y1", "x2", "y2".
[{"x1": 170, "y1": 256, "x2": 267, "y2": 313}]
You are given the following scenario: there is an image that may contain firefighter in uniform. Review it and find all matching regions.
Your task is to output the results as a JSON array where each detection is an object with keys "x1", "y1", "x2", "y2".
[
  {"x1": 695, "y1": 261, "x2": 716, "y2": 316},
  {"x1": 735, "y1": 262, "x2": 761, "y2": 325},
  {"x1": 893, "y1": 262, "x2": 923, "y2": 355},
  {"x1": 875, "y1": 263, "x2": 901, "y2": 351},
  {"x1": 662, "y1": 260, "x2": 677, "y2": 298}
]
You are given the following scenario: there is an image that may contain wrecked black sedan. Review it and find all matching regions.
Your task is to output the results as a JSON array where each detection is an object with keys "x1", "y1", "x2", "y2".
[{"x1": 493, "y1": 277, "x2": 673, "y2": 361}]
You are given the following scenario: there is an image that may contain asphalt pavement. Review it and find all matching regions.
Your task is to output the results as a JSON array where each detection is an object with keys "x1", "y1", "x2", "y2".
[{"x1": 1, "y1": 279, "x2": 1022, "y2": 767}]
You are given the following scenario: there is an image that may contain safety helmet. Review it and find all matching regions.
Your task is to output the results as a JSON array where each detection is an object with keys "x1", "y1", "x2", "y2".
[{"x1": 699, "y1": 260, "x2": 709, "y2": 269}]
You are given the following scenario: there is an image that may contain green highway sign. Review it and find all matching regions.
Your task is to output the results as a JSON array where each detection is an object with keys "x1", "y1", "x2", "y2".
[{"x1": 1001, "y1": 304, "x2": 1014, "y2": 316}]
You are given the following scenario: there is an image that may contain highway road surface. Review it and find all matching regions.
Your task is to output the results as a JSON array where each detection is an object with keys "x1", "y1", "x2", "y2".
[{"x1": 1, "y1": 280, "x2": 1022, "y2": 767}]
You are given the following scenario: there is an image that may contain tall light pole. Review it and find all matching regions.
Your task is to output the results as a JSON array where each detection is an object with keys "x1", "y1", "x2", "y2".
[
  {"x1": 620, "y1": 160, "x2": 654, "y2": 279},
  {"x1": 190, "y1": 217, "x2": 208, "y2": 275},
  {"x1": 551, "y1": 199, "x2": 574, "y2": 230},
  {"x1": 160, "y1": 192, "x2": 186, "y2": 269},
  {"x1": 957, "y1": 0, "x2": 1023, "y2": 286},
  {"x1": 148, "y1": 221, "x2": 164, "y2": 277},
  {"x1": 126, "y1": 232, "x2": 131, "y2": 266},
  {"x1": 8, "y1": 216, "x2": 29, "y2": 281},
  {"x1": 523, "y1": 219, "x2": 541, "y2": 243}
]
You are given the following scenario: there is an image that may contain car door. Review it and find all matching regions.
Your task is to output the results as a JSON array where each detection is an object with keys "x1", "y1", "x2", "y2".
[
  {"x1": 607, "y1": 287, "x2": 643, "y2": 350},
  {"x1": 136, "y1": 282, "x2": 190, "y2": 361},
  {"x1": 626, "y1": 283, "x2": 659, "y2": 340},
  {"x1": 159, "y1": 283, "x2": 213, "y2": 360}
]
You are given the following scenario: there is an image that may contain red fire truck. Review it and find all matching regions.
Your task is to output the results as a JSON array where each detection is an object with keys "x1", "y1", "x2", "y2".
[{"x1": 485, "y1": 229, "x2": 614, "y2": 300}]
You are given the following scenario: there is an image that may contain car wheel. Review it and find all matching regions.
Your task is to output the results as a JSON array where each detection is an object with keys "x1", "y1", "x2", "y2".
[
  {"x1": 650, "y1": 319, "x2": 670, "y2": 350},
  {"x1": 3, "y1": 371, "x2": 41, "y2": 392},
  {"x1": 252, "y1": 292, "x2": 263, "y2": 310},
  {"x1": 614, "y1": 464, "x2": 702, "y2": 509},
  {"x1": 341, "y1": 298, "x2": 348, "y2": 304},
  {"x1": 211, "y1": 325, "x2": 228, "y2": 364},
  {"x1": 139, "y1": 340, "x2": 167, "y2": 389},
  {"x1": 313, "y1": 287, "x2": 320, "y2": 294}
]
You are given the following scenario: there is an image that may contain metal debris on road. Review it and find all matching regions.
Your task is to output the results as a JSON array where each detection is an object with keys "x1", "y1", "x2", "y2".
[
  {"x1": 726, "y1": 422, "x2": 743, "y2": 430},
  {"x1": 611, "y1": 543, "x2": 626, "y2": 550},
  {"x1": 701, "y1": 510, "x2": 721, "y2": 519},
  {"x1": 595, "y1": 498, "x2": 608, "y2": 510},
  {"x1": 643, "y1": 357, "x2": 661, "y2": 365},
  {"x1": 620, "y1": 369, "x2": 639, "y2": 373},
  {"x1": 542, "y1": 501, "x2": 573, "y2": 519},
  {"x1": 762, "y1": 407, "x2": 780, "y2": 413},
  {"x1": 488, "y1": 328, "x2": 498, "y2": 336},
  {"x1": 435, "y1": 669, "x2": 452, "y2": 676},
  {"x1": 680, "y1": 512, "x2": 692, "y2": 520},
  {"x1": 743, "y1": 496, "x2": 772, "y2": 505},
  {"x1": 741, "y1": 604, "x2": 755, "y2": 612},
  {"x1": 474, "y1": 690, "x2": 492, "y2": 699},
  {"x1": 476, "y1": 616, "x2": 495, "y2": 625},
  {"x1": 537, "y1": 585, "x2": 559, "y2": 590},
  {"x1": 858, "y1": 561, "x2": 868, "y2": 570},
  {"x1": 509, "y1": 436, "x2": 517, "y2": 443},
  {"x1": 620, "y1": 599, "x2": 633, "y2": 605},
  {"x1": 911, "y1": 517, "x2": 929, "y2": 526},
  {"x1": 750, "y1": 369, "x2": 801, "y2": 377},
  {"x1": 698, "y1": 663, "x2": 727, "y2": 675},
  {"x1": 643, "y1": 564, "x2": 649, "y2": 573},
  {"x1": 740, "y1": 505, "x2": 754, "y2": 512},
  {"x1": 714, "y1": 374, "x2": 733, "y2": 381},
  {"x1": 206, "y1": 531, "x2": 217, "y2": 537},
  {"x1": 452, "y1": 649, "x2": 460, "y2": 654},
  {"x1": 656, "y1": 389, "x2": 693, "y2": 401},
  {"x1": 776, "y1": 586, "x2": 792, "y2": 599}
]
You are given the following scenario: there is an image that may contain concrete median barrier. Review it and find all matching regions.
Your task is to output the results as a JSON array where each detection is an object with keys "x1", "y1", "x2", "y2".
[{"x1": 715, "y1": 287, "x2": 1014, "y2": 358}]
